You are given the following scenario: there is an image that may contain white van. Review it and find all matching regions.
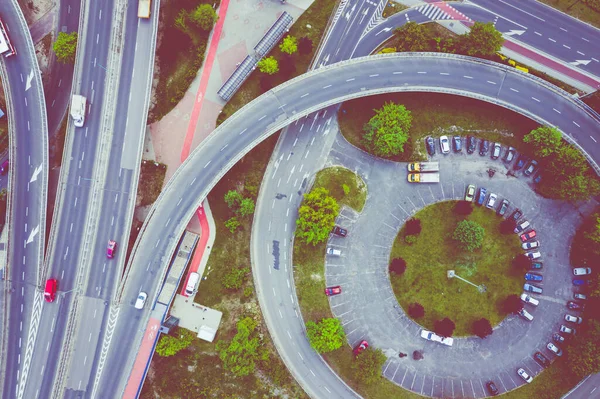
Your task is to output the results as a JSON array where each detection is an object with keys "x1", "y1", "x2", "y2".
[{"x1": 185, "y1": 272, "x2": 200, "y2": 296}]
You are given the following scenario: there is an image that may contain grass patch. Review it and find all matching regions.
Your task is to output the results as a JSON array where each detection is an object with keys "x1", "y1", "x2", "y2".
[
  {"x1": 583, "y1": 91, "x2": 600, "y2": 114},
  {"x1": 501, "y1": 358, "x2": 580, "y2": 399},
  {"x1": 383, "y1": 1, "x2": 408, "y2": 18},
  {"x1": 217, "y1": 0, "x2": 337, "y2": 125},
  {"x1": 339, "y1": 92, "x2": 539, "y2": 162},
  {"x1": 313, "y1": 166, "x2": 367, "y2": 212},
  {"x1": 136, "y1": 160, "x2": 167, "y2": 207},
  {"x1": 537, "y1": 0, "x2": 600, "y2": 29},
  {"x1": 390, "y1": 201, "x2": 522, "y2": 336},
  {"x1": 148, "y1": 0, "x2": 220, "y2": 123}
]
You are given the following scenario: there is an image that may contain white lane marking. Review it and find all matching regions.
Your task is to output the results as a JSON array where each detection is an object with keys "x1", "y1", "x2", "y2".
[
  {"x1": 573, "y1": 121, "x2": 580, "y2": 127},
  {"x1": 591, "y1": 136, "x2": 597, "y2": 143},
  {"x1": 369, "y1": 73, "x2": 380, "y2": 77},
  {"x1": 440, "y1": 72, "x2": 450, "y2": 75},
  {"x1": 549, "y1": 38, "x2": 556, "y2": 42},
  {"x1": 510, "y1": 88, "x2": 519, "y2": 92},
  {"x1": 563, "y1": 44, "x2": 571, "y2": 49},
  {"x1": 258, "y1": 115, "x2": 266, "y2": 121},
  {"x1": 239, "y1": 128, "x2": 247, "y2": 135},
  {"x1": 553, "y1": 108, "x2": 561, "y2": 114},
  {"x1": 560, "y1": 27, "x2": 567, "y2": 32},
  {"x1": 300, "y1": 93, "x2": 309, "y2": 98},
  {"x1": 346, "y1": 78, "x2": 355, "y2": 82},
  {"x1": 487, "y1": 80, "x2": 497, "y2": 85},
  {"x1": 577, "y1": 51, "x2": 585, "y2": 56},
  {"x1": 220, "y1": 144, "x2": 228, "y2": 152},
  {"x1": 322, "y1": 84, "x2": 332, "y2": 89},
  {"x1": 531, "y1": 97, "x2": 540, "y2": 102},
  {"x1": 463, "y1": 75, "x2": 473, "y2": 79},
  {"x1": 534, "y1": 31, "x2": 542, "y2": 36},
  {"x1": 204, "y1": 161, "x2": 211, "y2": 169}
]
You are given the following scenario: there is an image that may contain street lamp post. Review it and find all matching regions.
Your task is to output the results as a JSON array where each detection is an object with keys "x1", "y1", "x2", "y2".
[{"x1": 447, "y1": 270, "x2": 487, "y2": 293}]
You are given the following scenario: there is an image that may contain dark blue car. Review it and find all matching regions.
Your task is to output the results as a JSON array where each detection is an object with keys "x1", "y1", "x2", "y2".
[
  {"x1": 477, "y1": 188, "x2": 487, "y2": 206},
  {"x1": 514, "y1": 155, "x2": 528, "y2": 170},
  {"x1": 525, "y1": 273, "x2": 543, "y2": 282},
  {"x1": 573, "y1": 279, "x2": 588, "y2": 286},
  {"x1": 425, "y1": 137, "x2": 436, "y2": 156}
]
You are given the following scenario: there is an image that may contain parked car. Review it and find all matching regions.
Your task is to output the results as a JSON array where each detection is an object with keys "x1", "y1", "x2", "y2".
[
  {"x1": 509, "y1": 208, "x2": 523, "y2": 222},
  {"x1": 522, "y1": 241, "x2": 540, "y2": 250},
  {"x1": 565, "y1": 314, "x2": 583, "y2": 324},
  {"x1": 534, "y1": 352, "x2": 550, "y2": 367},
  {"x1": 567, "y1": 301, "x2": 584, "y2": 310},
  {"x1": 486, "y1": 381, "x2": 499, "y2": 396},
  {"x1": 524, "y1": 283, "x2": 542, "y2": 294},
  {"x1": 479, "y1": 140, "x2": 490, "y2": 156},
  {"x1": 486, "y1": 193, "x2": 498, "y2": 209},
  {"x1": 517, "y1": 368, "x2": 533, "y2": 383},
  {"x1": 514, "y1": 220, "x2": 530, "y2": 233},
  {"x1": 533, "y1": 172, "x2": 542, "y2": 184},
  {"x1": 353, "y1": 340, "x2": 369, "y2": 356},
  {"x1": 518, "y1": 308, "x2": 533, "y2": 321},
  {"x1": 491, "y1": 142, "x2": 501, "y2": 159},
  {"x1": 574, "y1": 293, "x2": 587, "y2": 300},
  {"x1": 440, "y1": 135, "x2": 451, "y2": 154},
  {"x1": 573, "y1": 267, "x2": 592, "y2": 276},
  {"x1": 465, "y1": 184, "x2": 476, "y2": 202},
  {"x1": 526, "y1": 251, "x2": 541, "y2": 260},
  {"x1": 553, "y1": 333, "x2": 565, "y2": 343},
  {"x1": 514, "y1": 155, "x2": 528, "y2": 170},
  {"x1": 521, "y1": 293, "x2": 540, "y2": 306},
  {"x1": 560, "y1": 325, "x2": 576, "y2": 335},
  {"x1": 477, "y1": 187, "x2": 487, "y2": 206},
  {"x1": 467, "y1": 136, "x2": 476, "y2": 154},
  {"x1": 326, "y1": 247, "x2": 341, "y2": 256},
  {"x1": 520, "y1": 230, "x2": 537, "y2": 242},
  {"x1": 504, "y1": 147, "x2": 516, "y2": 163},
  {"x1": 420, "y1": 329, "x2": 454, "y2": 346},
  {"x1": 107, "y1": 240, "x2": 117, "y2": 259},
  {"x1": 497, "y1": 199, "x2": 509, "y2": 216},
  {"x1": 332, "y1": 226, "x2": 348, "y2": 237},
  {"x1": 525, "y1": 272, "x2": 543, "y2": 282},
  {"x1": 425, "y1": 137, "x2": 436, "y2": 156},
  {"x1": 531, "y1": 261, "x2": 543, "y2": 269},
  {"x1": 134, "y1": 292, "x2": 147, "y2": 309},
  {"x1": 453, "y1": 136, "x2": 462, "y2": 152},
  {"x1": 324, "y1": 286, "x2": 342, "y2": 296},
  {"x1": 524, "y1": 160, "x2": 539, "y2": 176},
  {"x1": 547, "y1": 342, "x2": 563, "y2": 356},
  {"x1": 573, "y1": 279, "x2": 588, "y2": 286}
]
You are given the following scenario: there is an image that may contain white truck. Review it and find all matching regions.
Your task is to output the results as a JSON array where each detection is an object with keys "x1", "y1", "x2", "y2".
[
  {"x1": 70, "y1": 95, "x2": 87, "y2": 127},
  {"x1": 407, "y1": 173, "x2": 440, "y2": 183},
  {"x1": 407, "y1": 162, "x2": 439, "y2": 172},
  {"x1": 0, "y1": 17, "x2": 16, "y2": 57},
  {"x1": 138, "y1": 0, "x2": 151, "y2": 18}
]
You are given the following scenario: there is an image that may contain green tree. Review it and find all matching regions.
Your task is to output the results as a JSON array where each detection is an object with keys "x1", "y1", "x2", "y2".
[
  {"x1": 523, "y1": 126, "x2": 563, "y2": 159},
  {"x1": 362, "y1": 102, "x2": 412, "y2": 158},
  {"x1": 258, "y1": 56, "x2": 279, "y2": 75},
  {"x1": 222, "y1": 266, "x2": 249, "y2": 290},
  {"x1": 238, "y1": 198, "x2": 255, "y2": 217},
  {"x1": 279, "y1": 35, "x2": 298, "y2": 54},
  {"x1": 295, "y1": 187, "x2": 340, "y2": 245},
  {"x1": 225, "y1": 217, "x2": 240, "y2": 233},
  {"x1": 217, "y1": 317, "x2": 268, "y2": 376},
  {"x1": 394, "y1": 22, "x2": 430, "y2": 52},
  {"x1": 155, "y1": 328, "x2": 196, "y2": 357},
  {"x1": 224, "y1": 190, "x2": 243, "y2": 208},
  {"x1": 472, "y1": 318, "x2": 493, "y2": 338},
  {"x1": 459, "y1": 22, "x2": 504, "y2": 57},
  {"x1": 306, "y1": 318, "x2": 346, "y2": 353},
  {"x1": 53, "y1": 32, "x2": 78, "y2": 64},
  {"x1": 453, "y1": 220, "x2": 485, "y2": 252},
  {"x1": 351, "y1": 347, "x2": 386, "y2": 384},
  {"x1": 174, "y1": 9, "x2": 190, "y2": 34},
  {"x1": 191, "y1": 4, "x2": 218, "y2": 31},
  {"x1": 566, "y1": 319, "x2": 600, "y2": 377}
]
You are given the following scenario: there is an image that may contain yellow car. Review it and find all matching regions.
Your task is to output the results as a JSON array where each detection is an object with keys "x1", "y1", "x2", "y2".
[{"x1": 465, "y1": 184, "x2": 476, "y2": 202}]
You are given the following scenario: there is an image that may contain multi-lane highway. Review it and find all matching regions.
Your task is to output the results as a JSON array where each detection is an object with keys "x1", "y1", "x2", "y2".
[{"x1": 0, "y1": 1, "x2": 49, "y2": 398}]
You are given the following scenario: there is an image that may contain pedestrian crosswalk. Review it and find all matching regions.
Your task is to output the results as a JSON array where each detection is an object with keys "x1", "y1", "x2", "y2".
[{"x1": 416, "y1": 3, "x2": 473, "y2": 22}]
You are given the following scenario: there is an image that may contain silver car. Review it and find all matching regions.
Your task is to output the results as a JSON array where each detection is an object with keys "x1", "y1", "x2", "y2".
[
  {"x1": 565, "y1": 314, "x2": 583, "y2": 324},
  {"x1": 573, "y1": 267, "x2": 592, "y2": 276},
  {"x1": 560, "y1": 325, "x2": 575, "y2": 335},
  {"x1": 547, "y1": 342, "x2": 563, "y2": 356},
  {"x1": 440, "y1": 135, "x2": 451, "y2": 154},
  {"x1": 486, "y1": 193, "x2": 498, "y2": 209},
  {"x1": 135, "y1": 292, "x2": 147, "y2": 310}
]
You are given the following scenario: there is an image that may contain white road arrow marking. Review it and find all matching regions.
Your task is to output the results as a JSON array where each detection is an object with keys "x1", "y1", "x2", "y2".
[
  {"x1": 25, "y1": 70, "x2": 34, "y2": 91},
  {"x1": 29, "y1": 164, "x2": 42, "y2": 183},
  {"x1": 376, "y1": 27, "x2": 391, "y2": 36},
  {"x1": 504, "y1": 29, "x2": 526, "y2": 36},
  {"x1": 26, "y1": 225, "x2": 39, "y2": 244},
  {"x1": 569, "y1": 59, "x2": 591, "y2": 66}
]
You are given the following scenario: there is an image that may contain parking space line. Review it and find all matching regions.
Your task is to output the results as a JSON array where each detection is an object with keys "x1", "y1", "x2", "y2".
[
  {"x1": 451, "y1": 379, "x2": 454, "y2": 397},
  {"x1": 470, "y1": 379, "x2": 476, "y2": 397},
  {"x1": 507, "y1": 373, "x2": 517, "y2": 387},
  {"x1": 479, "y1": 379, "x2": 486, "y2": 397},
  {"x1": 397, "y1": 204, "x2": 411, "y2": 217},
  {"x1": 400, "y1": 367, "x2": 408, "y2": 385},
  {"x1": 389, "y1": 212, "x2": 400, "y2": 221},
  {"x1": 383, "y1": 359, "x2": 392, "y2": 375},
  {"x1": 439, "y1": 182, "x2": 445, "y2": 199},
  {"x1": 410, "y1": 372, "x2": 417, "y2": 390},
  {"x1": 392, "y1": 362, "x2": 401, "y2": 380},
  {"x1": 416, "y1": 189, "x2": 426, "y2": 205},
  {"x1": 428, "y1": 186, "x2": 436, "y2": 201},
  {"x1": 382, "y1": 222, "x2": 396, "y2": 230},
  {"x1": 461, "y1": 380, "x2": 464, "y2": 397},
  {"x1": 431, "y1": 376, "x2": 435, "y2": 397},
  {"x1": 420, "y1": 374, "x2": 426, "y2": 395},
  {"x1": 452, "y1": 181, "x2": 455, "y2": 198},
  {"x1": 406, "y1": 196, "x2": 417, "y2": 210}
]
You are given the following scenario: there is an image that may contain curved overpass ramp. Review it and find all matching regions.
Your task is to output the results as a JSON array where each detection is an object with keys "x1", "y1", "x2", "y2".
[{"x1": 105, "y1": 53, "x2": 600, "y2": 398}]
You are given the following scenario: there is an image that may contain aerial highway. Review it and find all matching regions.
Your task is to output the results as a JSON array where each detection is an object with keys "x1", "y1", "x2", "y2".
[
  {"x1": 0, "y1": 1, "x2": 49, "y2": 398},
  {"x1": 100, "y1": 52, "x2": 600, "y2": 398}
]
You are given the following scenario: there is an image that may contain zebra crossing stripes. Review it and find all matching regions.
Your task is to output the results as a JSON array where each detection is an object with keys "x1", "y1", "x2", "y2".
[{"x1": 416, "y1": 4, "x2": 453, "y2": 20}]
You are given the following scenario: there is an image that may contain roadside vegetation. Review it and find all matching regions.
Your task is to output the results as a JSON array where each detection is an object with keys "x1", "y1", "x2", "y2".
[
  {"x1": 52, "y1": 32, "x2": 78, "y2": 64},
  {"x1": 539, "y1": 0, "x2": 600, "y2": 28},
  {"x1": 149, "y1": 0, "x2": 219, "y2": 123},
  {"x1": 383, "y1": 1, "x2": 408, "y2": 18},
  {"x1": 217, "y1": 0, "x2": 337, "y2": 125},
  {"x1": 0, "y1": 83, "x2": 8, "y2": 154},
  {"x1": 583, "y1": 91, "x2": 600, "y2": 114},
  {"x1": 389, "y1": 201, "x2": 522, "y2": 336},
  {"x1": 141, "y1": 134, "x2": 307, "y2": 398},
  {"x1": 136, "y1": 160, "x2": 167, "y2": 207}
]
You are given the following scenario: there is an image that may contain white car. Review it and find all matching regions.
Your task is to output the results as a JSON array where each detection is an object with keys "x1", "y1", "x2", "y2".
[
  {"x1": 560, "y1": 325, "x2": 575, "y2": 335},
  {"x1": 517, "y1": 368, "x2": 533, "y2": 383},
  {"x1": 525, "y1": 251, "x2": 541, "y2": 260},
  {"x1": 514, "y1": 220, "x2": 531, "y2": 234},
  {"x1": 134, "y1": 292, "x2": 147, "y2": 310},
  {"x1": 520, "y1": 293, "x2": 539, "y2": 306},
  {"x1": 420, "y1": 329, "x2": 454, "y2": 346},
  {"x1": 440, "y1": 136, "x2": 451, "y2": 154},
  {"x1": 326, "y1": 247, "x2": 341, "y2": 256},
  {"x1": 565, "y1": 314, "x2": 583, "y2": 324},
  {"x1": 522, "y1": 241, "x2": 540, "y2": 250},
  {"x1": 485, "y1": 193, "x2": 497, "y2": 209},
  {"x1": 518, "y1": 308, "x2": 533, "y2": 321},
  {"x1": 573, "y1": 267, "x2": 592, "y2": 276},
  {"x1": 547, "y1": 342, "x2": 563, "y2": 356}
]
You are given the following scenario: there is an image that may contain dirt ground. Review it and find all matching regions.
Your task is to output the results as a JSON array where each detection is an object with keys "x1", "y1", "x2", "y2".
[{"x1": 17, "y1": 0, "x2": 54, "y2": 25}]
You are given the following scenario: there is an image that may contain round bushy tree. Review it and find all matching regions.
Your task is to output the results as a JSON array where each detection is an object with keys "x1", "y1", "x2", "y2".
[
  {"x1": 454, "y1": 200, "x2": 474, "y2": 216},
  {"x1": 434, "y1": 317, "x2": 456, "y2": 337},
  {"x1": 453, "y1": 220, "x2": 485, "y2": 252},
  {"x1": 500, "y1": 219, "x2": 517, "y2": 234},
  {"x1": 502, "y1": 294, "x2": 522, "y2": 314},
  {"x1": 362, "y1": 102, "x2": 412, "y2": 158},
  {"x1": 306, "y1": 318, "x2": 346, "y2": 353},
  {"x1": 405, "y1": 218, "x2": 421, "y2": 235},
  {"x1": 408, "y1": 303, "x2": 425, "y2": 318},
  {"x1": 389, "y1": 258, "x2": 407, "y2": 275},
  {"x1": 512, "y1": 254, "x2": 531, "y2": 271},
  {"x1": 472, "y1": 318, "x2": 493, "y2": 338}
]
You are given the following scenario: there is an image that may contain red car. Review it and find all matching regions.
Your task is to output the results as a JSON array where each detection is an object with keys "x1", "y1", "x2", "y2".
[
  {"x1": 107, "y1": 240, "x2": 117, "y2": 258},
  {"x1": 44, "y1": 279, "x2": 57, "y2": 302},
  {"x1": 353, "y1": 340, "x2": 368, "y2": 356},
  {"x1": 520, "y1": 230, "x2": 536, "y2": 242},
  {"x1": 324, "y1": 286, "x2": 342, "y2": 296}
]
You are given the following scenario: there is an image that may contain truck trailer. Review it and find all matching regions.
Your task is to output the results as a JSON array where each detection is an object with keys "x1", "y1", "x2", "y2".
[
  {"x1": 138, "y1": 0, "x2": 151, "y2": 18},
  {"x1": 0, "y1": 17, "x2": 16, "y2": 57},
  {"x1": 408, "y1": 173, "x2": 440, "y2": 183},
  {"x1": 407, "y1": 162, "x2": 439, "y2": 172},
  {"x1": 70, "y1": 95, "x2": 87, "y2": 127}
]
